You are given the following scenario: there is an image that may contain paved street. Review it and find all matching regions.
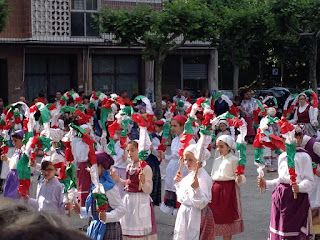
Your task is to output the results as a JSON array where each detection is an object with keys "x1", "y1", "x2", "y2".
[{"x1": 1, "y1": 144, "x2": 277, "y2": 240}]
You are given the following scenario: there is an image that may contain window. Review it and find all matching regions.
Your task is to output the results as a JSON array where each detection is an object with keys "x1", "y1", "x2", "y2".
[{"x1": 71, "y1": 0, "x2": 99, "y2": 36}]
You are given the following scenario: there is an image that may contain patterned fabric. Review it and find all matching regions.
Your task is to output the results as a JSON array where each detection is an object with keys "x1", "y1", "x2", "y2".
[
  {"x1": 89, "y1": 196, "x2": 123, "y2": 240},
  {"x1": 146, "y1": 154, "x2": 161, "y2": 206},
  {"x1": 200, "y1": 205, "x2": 215, "y2": 240},
  {"x1": 77, "y1": 162, "x2": 91, "y2": 207}
]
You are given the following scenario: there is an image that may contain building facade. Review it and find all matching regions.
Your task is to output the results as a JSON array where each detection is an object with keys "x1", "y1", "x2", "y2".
[{"x1": 0, "y1": 0, "x2": 218, "y2": 105}]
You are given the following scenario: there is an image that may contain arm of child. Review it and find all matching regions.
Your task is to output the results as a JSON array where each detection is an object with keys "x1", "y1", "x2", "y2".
[
  {"x1": 190, "y1": 177, "x2": 212, "y2": 210},
  {"x1": 100, "y1": 186, "x2": 126, "y2": 223},
  {"x1": 110, "y1": 169, "x2": 126, "y2": 186},
  {"x1": 141, "y1": 165, "x2": 153, "y2": 195}
]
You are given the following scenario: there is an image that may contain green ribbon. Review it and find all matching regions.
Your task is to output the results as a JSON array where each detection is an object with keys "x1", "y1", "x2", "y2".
[
  {"x1": 274, "y1": 148, "x2": 282, "y2": 155},
  {"x1": 107, "y1": 138, "x2": 116, "y2": 155},
  {"x1": 138, "y1": 150, "x2": 149, "y2": 161},
  {"x1": 237, "y1": 142, "x2": 247, "y2": 166},
  {"x1": 17, "y1": 153, "x2": 30, "y2": 180},
  {"x1": 60, "y1": 106, "x2": 76, "y2": 113},
  {"x1": 37, "y1": 137, "x2": 52, "y2": 152},
  {"x1": 37, "y1": 103, "x2": 51, "y2": 123},
  {"x1": 23, "y1": 132, "x2": 34, "y2": 145},
  {"x1": 256, "y1": 99, "x2": 265, "y2": 112},
  {"x1": 133, "y1": 95, "x2": 146, "y2": 104},
  {"x1": 285, "y1": 143, "x2": 296, "y2": 169},
  {"x1": 184, "y1": 117, "x2": 194, "y2": 135},
  {"x1": 200, "y1": 100, "x2": 211, "y2": 109},
  {"x1": 266, "y1": 115, "x2": 280, "y2": 126},
  {"x1": 200, "y1": 125, "x2": 212, "y2": 136},
  {"x1": 77, "y1": 104, "x2": 85, "y2": 112},
  {"x1": 92, "y1": 193, "x2": 108, "y2": 208},
  {"x1": 254, "y1": 148, "x2": 265, "y2": 165},
  {"x1": 121, "y1": 106, "x2": 133, "y2": 117},
  {"x1": 217, "y1": 111, "x2": 235, "y2": 120},
  {"x1": 176, "y1": 100, "x2": 184, "y2": 108},
  {"x1": 88, "y1": 102, "x2": 95, "y2": 110},
  {"x1": 70, "y1": 123, "x2": 87, "y2": 136},
  {"x1": 212, "y1": 93, "x2": 222, "y2": 100},
  {"x1": 100, "y1": 108, "x2": 112, "y2": 131},
  {"x1": 162, "y1": 121, "x2": 171, "y2": 139}
]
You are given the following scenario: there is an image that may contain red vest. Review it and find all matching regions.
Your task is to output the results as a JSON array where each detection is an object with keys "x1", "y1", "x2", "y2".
[
  {"x1": 125, "y1": 164, "x2": 143, "y2": 193},
  {"x1": 297, "y1": 105, "x2": 311, "y2": 123}
]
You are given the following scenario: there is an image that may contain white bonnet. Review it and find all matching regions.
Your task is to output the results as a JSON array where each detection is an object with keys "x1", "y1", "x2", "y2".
[
  {"x1": 184, "y1": 143, "x2": 211, "y2": 164},
  {"x1": 218, "y1": 119, "x2": 229, "y2": 128},
  {"x1": 216, "y1": 135, "x2": 236, "y2": 150}
]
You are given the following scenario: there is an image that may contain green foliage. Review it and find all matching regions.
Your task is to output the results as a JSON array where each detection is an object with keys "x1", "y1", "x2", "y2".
[
  {"x1": 95, "y1": 0, "x2": 216, "y2": 61},
  {"x1": 0, "y1": 0, "x2": 10, "y2": 33},
  {"x1": 208, "y1": 0, "x2": 269, "y2": 68}
]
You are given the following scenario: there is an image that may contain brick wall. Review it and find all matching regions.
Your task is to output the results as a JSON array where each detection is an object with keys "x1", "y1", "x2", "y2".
[
  {"x1": 0, "y1": 0, "x2": 31, "y2": 38},
  {"x1": 0, "y1": 45, "x2": 24, "y2": 103}
]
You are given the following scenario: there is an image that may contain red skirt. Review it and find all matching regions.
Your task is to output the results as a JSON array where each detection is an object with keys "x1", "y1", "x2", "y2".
[
  {"x1": 77, "y1": 162, "x2": 91, "y2": 207},
  {"x1": 209, "y1": 180, "x2": 239, "y2": 224}
]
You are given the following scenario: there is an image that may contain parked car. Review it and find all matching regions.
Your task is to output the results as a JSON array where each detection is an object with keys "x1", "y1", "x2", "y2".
[
  {"x1": 254, "y1": 88, "x2": 290, "y2": 111},
  {"x1": 218, "y1": 90, "x2": 234, "y2": 100}
]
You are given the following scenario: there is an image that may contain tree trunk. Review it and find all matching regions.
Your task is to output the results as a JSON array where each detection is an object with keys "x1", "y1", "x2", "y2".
[
  {"x1": 309, "y1": 37, "x2": 318, "y2": 94},
  {"x1": 154, "y1": 57, "x2": 165, "y2": 119},
  {"x1": 233, "y1": 65, "x2": 239, "y2": 97}
]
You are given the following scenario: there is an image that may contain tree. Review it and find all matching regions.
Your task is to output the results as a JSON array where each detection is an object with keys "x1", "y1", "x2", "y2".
[
  {"x1": 208, "y1": 0, "x2": 269, "y2": 95},
  {"x1": 0, "y1": 0, "x2": 10, "y2": 32},
  {"x1": 94, "y1": 0, "x2": 216, "y2": 118},
  {"x1": 269, "y1": 0, "x2": 320, "y2": 93}
]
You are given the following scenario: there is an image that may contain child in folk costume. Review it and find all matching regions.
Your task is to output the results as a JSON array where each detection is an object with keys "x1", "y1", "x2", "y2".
[
  {"x1": 174, "y1": 144, "x2": 214, "y2": 240},
  {"x1": 71, "y1": 124, "x2": 92, "y2": 206},
  {"x1": 209, "y1": 135, "x2": 246, "y2": 240},
  {"x1": 263, "y1": 108, "x2": 281, "y2": 173},
  {"x1": 258, "y1": 129, "x2": 314, "y2": 240},
  {"x1": 289, "y1": 93, "x2": 318, "y2": 137},
  {"x1": 151, "y1": 120, "x2": 166, "y2": 180},
  {"x1": 25, "y1": 161, "x2": 66, "y2": 215},
  {"x1": 112, "y1": 126, "x2": 131, "y2": 198},
  {"x1": 73, "y1": 151, "x2": 125, "y2": 240},
  {"x1": 160, "y1": 115, "x2": 196, "y2": 215},
  {"x1": 1, "y1": 130, "x2": 24, "y2": 199},
  {"x1": 111, "y1": 140, "x2": 157, "y2": 240},
  {"x1": 294, "y1": 124, "x2": 320, "y2": 239},
  {"x1": 215, "y1": 119, "x2": 231, "y2": 140}
]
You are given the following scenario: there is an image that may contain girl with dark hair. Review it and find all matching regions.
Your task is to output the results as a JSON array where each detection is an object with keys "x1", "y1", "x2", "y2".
[
  {"x1": 0, "y1": 130, "x2": 24, "y2": 199},
  {"x1": 74, "y1": 151, "x2": 125, "y2": 240}
]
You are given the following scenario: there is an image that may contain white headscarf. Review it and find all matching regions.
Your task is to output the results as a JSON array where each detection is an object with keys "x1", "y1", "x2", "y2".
[
  {"x1": 266, "y1": 107, "x2": 276, "y2": 117},
  {"x1": 218, "y1": 119, "x2": 229, "y2": 128},
  {"x1": 216, "y1": 135, "x2": 236, "y2": 150},
  {"x1": 184, "y1": 143, "x2": 211, "y2": 167}
]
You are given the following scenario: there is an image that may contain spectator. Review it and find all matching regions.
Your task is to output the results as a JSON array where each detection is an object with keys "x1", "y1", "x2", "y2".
[
  {"x1": 38, "y1": 91, "x2": 46, "y2": 104},
  {"x1": 233, "y1": 96, "x2": 241, "y2": 107},
  {"x1": 214, "y1": 97, "x2": 229, "y2": 116},
  {"x1": 183, "y1": 90, "x2": 192, "y2": 103},
  {"x1": 201, "y1": 89, "x2": 211, "y2": 100},
  {"x1": 120, "y1": 90, "x2": 131, "y2": 106},
  {"x1": 240, "y1": 97, "x2": 255, "y2": 144},
  {"x1": 173, "y1": 89, "x2": 186, "y2": 115},
  {"x1": 55, "y1": 91, "x2": 62, "y2": 108},
  {"x1": 31, "y1": 97, "x2": 38, "y2": 106},
  {"x1": 173, "y1": 89, "x2": 186, "y2": 103},
  {"x1": 83, "y1": 96, "x2": 90, "y2": 112}
]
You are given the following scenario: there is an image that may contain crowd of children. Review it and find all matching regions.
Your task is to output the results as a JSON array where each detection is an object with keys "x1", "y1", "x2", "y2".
[{"x1": 0, "y1": 89, "x2": 320, "y2": 240}]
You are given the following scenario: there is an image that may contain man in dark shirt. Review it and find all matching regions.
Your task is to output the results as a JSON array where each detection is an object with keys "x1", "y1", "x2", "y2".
[{"x1": 214, "y1": 97, "x2": 229, "y2": 116}]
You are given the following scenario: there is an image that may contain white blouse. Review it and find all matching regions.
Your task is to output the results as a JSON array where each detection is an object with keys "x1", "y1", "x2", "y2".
[
  {"x1": 71, "y1": 136, "x2": 89, "y2": 166},
  {"x1": 211, "y1": 153, "x2": 246, "y2": 185},
  {"x1": 266, "y1": 151, "x2": 314, "y2": 193},
  {"x1": 28, "y1": 177, "x2": 65, "y2": 214},
  {"x1": 80, "y1": 185, "x2": 126, "y2": 223},
  {"x1": 174, "y1": 168, "x2": 212, "y2": 240},
  {"x1": 290, "y1": 104, "x2": 317, "y2": 125},
  {"x1": 112, "y1": 140, "x2": 131, "y2": 169}
]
